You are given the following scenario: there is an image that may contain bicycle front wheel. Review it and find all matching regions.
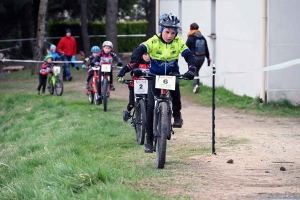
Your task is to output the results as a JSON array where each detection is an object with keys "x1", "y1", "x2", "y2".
[
  {"x1": 135, "y1": 99, "x2": 146, "y2": 145},
  {"x1": 55, "y1": 76, "x2": 64, "y2": 96},
  {"x1": 156, "y1": 102, "x2": 169, "y2": 169},
  {"x1": 48, "y1": 77, "x2": 54, "y2": 95},
  {"x1": 102, "y1": 78, "x2": 108, "y2": 112}
]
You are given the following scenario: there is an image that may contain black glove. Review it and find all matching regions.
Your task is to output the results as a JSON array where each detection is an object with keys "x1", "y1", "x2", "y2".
[
  {"x1": 183, "y1": 71, "x2": 195, "y2": 80},
  {"x1": 117, "y1": 62, "x2": 123, "y2": 66},
  {"x1": 133, "y1": 68, "x2": 143, "y2": 78},
  {"x1": 183, "y1": 66, "x2": 196, "y2": 80},
  {"x1": 75, "y1": 66, "x2": 79, "y2": 70}
]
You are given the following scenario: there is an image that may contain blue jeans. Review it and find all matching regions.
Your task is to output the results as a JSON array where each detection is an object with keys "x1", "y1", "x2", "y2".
[{"x1": 62, "y1": 56, "x2": 72, "y2": 78}]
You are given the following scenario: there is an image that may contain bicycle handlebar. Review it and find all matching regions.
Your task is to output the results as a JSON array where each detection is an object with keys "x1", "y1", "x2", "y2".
[{"x1": 141, "y1": 71, "x2": 187, "y2": 80}]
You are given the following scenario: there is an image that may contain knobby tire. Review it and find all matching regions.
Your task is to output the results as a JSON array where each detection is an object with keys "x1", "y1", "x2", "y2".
[
  {"x1": 54, "y1": 76, "x2": 63, "y2": 96},
  {"x1": 156, "y1": 102, "x2": 169, "y2": 169},
  {"x1": 103, "y1": 78, "x2": 108, "y2": 111},
  {"x1": 136, "y1": 99, "x2": 146, "y2": 145}
]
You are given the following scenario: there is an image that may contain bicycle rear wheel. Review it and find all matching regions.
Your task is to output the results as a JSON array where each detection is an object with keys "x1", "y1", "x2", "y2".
[
  {"x1": 135, "y1": 99, "x2": 146, "y2": 145},
  {"x1": 54, "y1": 76, "x2": 63, "y2": 96},
  {"x1": 102, "y1": 78, "x2": 108, "y2": 111},
  {"x1": 156, "y1": 102, "x2": 169, "y2": 169},
  {"x1": 48, "y1": 77, "x2": 54, "y2": 95}
]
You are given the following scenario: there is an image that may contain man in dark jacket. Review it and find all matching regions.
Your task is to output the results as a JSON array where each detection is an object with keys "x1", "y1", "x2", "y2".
[
  {"x1": 57, "y1": 28, "x2": 77, "y2": 81},
  {"x1": 186, "y1": 23, "x2": 211, "y2": 93}
]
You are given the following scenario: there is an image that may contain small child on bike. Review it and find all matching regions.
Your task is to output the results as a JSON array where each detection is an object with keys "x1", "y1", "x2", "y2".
[
  {"x1": 83, "y1": 46, "x2": 101, "y2": 89},
  {"x1": 37, "y1": 55, "x2": 54, "y2": 95},
  {"x1": 117, "y1": 52, "x2": 150, "y2": 122},
  {"x1": 90, "y1": 41, "x2": 123, "y2": 100}
]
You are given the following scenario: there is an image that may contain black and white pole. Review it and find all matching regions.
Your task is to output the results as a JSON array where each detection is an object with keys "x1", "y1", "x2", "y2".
[{"x1": 212, "y1": 64, "x2": 216, "y2": 155}]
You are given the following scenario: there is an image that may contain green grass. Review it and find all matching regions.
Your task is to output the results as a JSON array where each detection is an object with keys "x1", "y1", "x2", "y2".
[
  {"x1": 0, "y1": 69, "x2": 299, "y2": 199},
  {"x1": 180, "y1": 80, "x2": 300, "y2": 117}
]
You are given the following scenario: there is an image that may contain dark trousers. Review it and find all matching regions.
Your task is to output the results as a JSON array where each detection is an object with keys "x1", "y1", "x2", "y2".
[
  {"x1": 127, "y1": 87, "x2": 134, "y2": 111},
  {"x1": 194, "y1": 58, "x2": 205, "y2": 86},
  {"x1": 146, "y1": 77, "x2": 181, "y2": 139},
  {"x1": 87, "y1": 70, "x2": 94, "y2": 82},
  {"x1": 37, "y1": 74, "x2": 48, "y2": 92}
]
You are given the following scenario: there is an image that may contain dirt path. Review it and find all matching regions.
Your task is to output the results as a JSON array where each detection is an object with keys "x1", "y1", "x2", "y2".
[{"x1": 71, "y1": 70, "x2": 300, "y2": 199}]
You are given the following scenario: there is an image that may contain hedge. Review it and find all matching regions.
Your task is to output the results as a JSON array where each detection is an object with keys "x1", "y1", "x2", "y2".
[{"x1": 47, "y1": 21, "x2": 148, "y2": 52}]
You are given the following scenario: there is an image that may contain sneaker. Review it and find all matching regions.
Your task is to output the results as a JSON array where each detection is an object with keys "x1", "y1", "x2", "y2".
[
  {"x1": 85, "y1": 82, "x2": 89, "y2": 89},
  {"x1": 173, "y1": 112, "x2": 183, "y2": 128},
  {"x1": 193, "y1": 85, "x2": 199, "y2": 93},
  {"x1": 37, "y1": 90, "x2": 40, "y2": 95},
  {"x1": 41, "y1": 92, "x2": 45, "y2": 96},
  {"x1": 97, "y1": 95, "x2": 102, "y2": 104},
  {"x1": 110, "y1": 84, "x2": 115, "y2": 91},
  {"x1": 123, "y1": 110, "x2": 130, "y2": 122},
  {"x1": 144, "y1": 137, "x2": 154, "y2": 153}
]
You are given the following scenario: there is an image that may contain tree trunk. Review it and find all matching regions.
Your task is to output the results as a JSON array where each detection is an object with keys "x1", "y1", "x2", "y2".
[
  {"x1": 106, "y1": 0, "x2": 118, "y2": 53},
  {"x1": 32, "y1": 0, "x2": 48, "y2": 75},
  {"x1": 80, "y1": 0, "x2": 90, "y2": 56},
  {"x1": 145, "y1": 0, "x2": 156, "y2": 39}
]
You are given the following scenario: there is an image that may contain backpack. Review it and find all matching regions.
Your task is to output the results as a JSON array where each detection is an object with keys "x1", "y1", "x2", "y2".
[{"x1": 194, "y1": 37, "x2": 206, "y2": 56}]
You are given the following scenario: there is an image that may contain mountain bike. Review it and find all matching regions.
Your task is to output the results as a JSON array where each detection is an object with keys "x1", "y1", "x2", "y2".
[
  {"x1": 86, "y1": 66, "x2": 100, "y2": 105},
  {"x1": 99, "y1": 64, "x2": 112, "y2": 112},
  {"x1": 123, "y1": 78, "x2": 148, "y2": 145},
  {"x1": 143, "y1": 72, "x2": 185, "y2": 169},
  {"x1": 48, "y1": 66, "x2": 63, "y2": 96}
]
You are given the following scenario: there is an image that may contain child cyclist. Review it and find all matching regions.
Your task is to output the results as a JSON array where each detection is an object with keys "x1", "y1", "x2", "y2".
[
  {"x1": 83, "y1": 45, "x2": 101, "y2": 89},
  {"x1": 90, "y1": 41, "x2": 123, "y2": 102},
  {"x1": 128, "y1": 13, "x2": 197, "y2": 153},
  {"x1": 37, "y1": 55, "x2": 54, "y2": 95},
  {"x1": 117, "y1": 52, "x2": 150, "y2": 122}
]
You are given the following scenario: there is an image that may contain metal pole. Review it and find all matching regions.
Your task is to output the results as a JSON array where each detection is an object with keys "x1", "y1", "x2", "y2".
[{"x1": 212, "y1": 64, "x2": 216, "y2": 155}]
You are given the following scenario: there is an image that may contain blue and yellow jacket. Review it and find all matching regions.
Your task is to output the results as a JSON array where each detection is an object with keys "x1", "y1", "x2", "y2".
[{"x1": 130, "y1": 34, "x2": 196, "y2": 75}]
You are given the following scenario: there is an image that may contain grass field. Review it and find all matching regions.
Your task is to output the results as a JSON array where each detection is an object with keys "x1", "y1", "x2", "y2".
[{"x1": 0, "y1": 69, "x2": 299, "y2": 199}]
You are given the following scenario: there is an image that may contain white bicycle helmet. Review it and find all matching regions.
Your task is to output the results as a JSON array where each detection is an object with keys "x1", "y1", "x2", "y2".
[{"x1": 102, "y1": 41, "x2": 113, "y2": 48}]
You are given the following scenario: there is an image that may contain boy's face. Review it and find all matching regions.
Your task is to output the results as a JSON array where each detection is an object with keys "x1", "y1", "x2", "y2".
[
  {"x1": 46, "y1": 58, "x2": 52, "y2": 63},
  {"x1": 161, "y1": 28, "x2": 176, "y2": 43},
  {"x1": 103, "y1": 46, "x2": 112, "y2": 54},
  {"x1": 51, "y1": 48, "x2": 56, "y2": 53},
  {"x1": 142, "y1": 53, "x2": 150, "y2": 62},
  {"x1": 92, "y1": 52, "x2": 97, "y2": 57}
]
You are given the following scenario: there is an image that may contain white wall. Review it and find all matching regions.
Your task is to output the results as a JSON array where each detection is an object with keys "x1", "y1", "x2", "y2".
[
  {"x1": 267, "y1": 0, "x2": 300, "y2": 105},
  {"x1": 159, "y1": 0, "x2": 179, "y2": 17}
]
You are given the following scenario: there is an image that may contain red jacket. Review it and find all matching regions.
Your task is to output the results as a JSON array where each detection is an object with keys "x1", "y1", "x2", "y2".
[{"x1": 57, "y1": 36, "x2": 77, "y2": 56}]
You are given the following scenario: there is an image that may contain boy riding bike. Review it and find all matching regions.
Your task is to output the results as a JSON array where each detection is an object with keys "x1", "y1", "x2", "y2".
[
  {"x1": 84, "y1": 46, "x2": 101, "y2": 89},
  {"x1": 37, "y1": 55, "x2": 54, "y2": 95},
  {"x1": 90, "y1": 41, "x2": 123, "y2": 100},
  {"x1": 128, "y1": 13, "x2": 197, "y2": 153},
  {"x1": 117, "y1": 52, "x2": 150, "y2": 122}
]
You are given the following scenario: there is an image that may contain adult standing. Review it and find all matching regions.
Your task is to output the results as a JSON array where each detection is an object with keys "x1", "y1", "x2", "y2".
[
  {"x1": 186, "y1": 23, "x2": 211, "y2": 93},
  {"x1": 57, "y1": 28, "x2": 77, "y2": 81}
]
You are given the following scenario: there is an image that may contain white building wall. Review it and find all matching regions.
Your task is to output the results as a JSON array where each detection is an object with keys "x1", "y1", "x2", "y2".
[
  {"x1": 159, "y1": 0, "x2": 300, "y2": 104},
  {"x1": 267, "y1": 0, "x2": 300, "y2": 105}
]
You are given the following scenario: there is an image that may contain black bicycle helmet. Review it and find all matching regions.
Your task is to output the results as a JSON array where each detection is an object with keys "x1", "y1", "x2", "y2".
[{"x1": 158, "y1": 13, "x2": 181, "y2": 28}]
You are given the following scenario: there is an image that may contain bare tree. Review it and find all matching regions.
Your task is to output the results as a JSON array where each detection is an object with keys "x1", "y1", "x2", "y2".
[
  {"x1": 32, "y1": 0, "x2": 48, "y2": 75},
  {"x1": 80, "y1": 0, "x2": 90, "y2": 56},
  {"x1": 145, "y1": 0, "x2": 156, "y2": 39},
  {"x1": 106, "y1": 0, "x2": 118, "y2": 53}
]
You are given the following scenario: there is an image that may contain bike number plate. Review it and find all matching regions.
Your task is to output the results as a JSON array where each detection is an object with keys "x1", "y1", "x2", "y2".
[
  {"x1": 92, "y1": 67, "x2": 100, "y2": 71},
  {"x1": 53, "y1": 66, "x2": 61, "y2": 74},
  {"x1": 155, "y1": 75, "x2": 176, "y2": 90},
  {"x1": 101, "y1": 64, "x2": 111, "y2": 72},
  {"x1": 134, "y1": 79, "x2": 148, "y2": 94}
]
